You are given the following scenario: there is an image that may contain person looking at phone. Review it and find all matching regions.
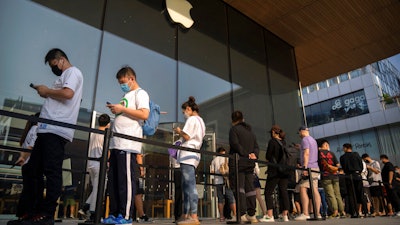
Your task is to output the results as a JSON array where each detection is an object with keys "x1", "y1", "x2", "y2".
[
  {"x1": 8, "y1": 48, "x2": 83, "y2": 225},
  {"x1": 104, "y1": 66, "x2": 150, "y2": 224}
]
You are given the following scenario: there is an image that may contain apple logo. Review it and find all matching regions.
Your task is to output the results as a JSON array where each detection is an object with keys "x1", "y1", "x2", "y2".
[{"x1": 166, "y1": 0, "x2": 194, "y2": 28}]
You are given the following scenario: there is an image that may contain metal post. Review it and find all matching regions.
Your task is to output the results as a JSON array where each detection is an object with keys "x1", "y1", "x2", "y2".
[{"x1": 79, "y1": 128, "x2": 111, "y2": 225}]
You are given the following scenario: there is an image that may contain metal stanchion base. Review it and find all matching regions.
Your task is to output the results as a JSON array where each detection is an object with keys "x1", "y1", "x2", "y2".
[{"x1": 307, "y1": 217, "x2": 326, "y2": 221}]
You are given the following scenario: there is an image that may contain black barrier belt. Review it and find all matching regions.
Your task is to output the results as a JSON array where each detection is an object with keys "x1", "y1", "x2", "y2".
[{"x1": 1, "y1": 109, "x2": 322, "y2": 178}]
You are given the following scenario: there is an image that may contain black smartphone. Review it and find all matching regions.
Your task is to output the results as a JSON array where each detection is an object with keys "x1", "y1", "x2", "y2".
[
  {"x1": 29, "y1": 83, "x2": 36, "y2": 89},
  {"x1": 106, "y1": 101, "x2": 111, "y2": 105}
]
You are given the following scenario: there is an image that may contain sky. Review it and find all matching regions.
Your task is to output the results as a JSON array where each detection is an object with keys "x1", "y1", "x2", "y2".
[{"x1": 388, "y1": 53, "x2": 400, "y2": 71}]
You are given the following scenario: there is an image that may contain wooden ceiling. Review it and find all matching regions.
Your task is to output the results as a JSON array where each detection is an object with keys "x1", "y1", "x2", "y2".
[{"x1": 224, "y1": 0, "x2": 400, "y2": 86}]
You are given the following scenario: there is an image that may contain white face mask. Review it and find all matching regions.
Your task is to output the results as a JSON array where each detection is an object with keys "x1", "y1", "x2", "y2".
[{"x1": 184, "y1": 112, "x2": 190, "y2": 119}]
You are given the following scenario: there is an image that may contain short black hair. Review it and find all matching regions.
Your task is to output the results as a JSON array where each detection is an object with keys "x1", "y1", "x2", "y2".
[
  {"x1": 44, "y1": 48, "x2": 68, "y2": 64},
  {"x1": 318, "y1": 139, "x2": 329, "y2": 148},
  {"x1": 361, "y1": 153, "x2": 369, "y2": 159},
  {"x1": 98, "y1": 114, "x2": 110, "y2": 127},
  {"x1": 231, "y1": 110, "x2": 243, "y2": 123},
  {"x1": 116, "y1": 66, "x2": 136, "y2": 79},
  {"x1": 380, "y1": 154, "x2": 388, "y2": 160},
  {"x1": 343, "y1": 143, "x2": 352, "y2": 149}
]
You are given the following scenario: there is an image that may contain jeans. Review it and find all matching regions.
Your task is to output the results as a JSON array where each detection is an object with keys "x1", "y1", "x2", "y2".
[
  {"x1": 181, "y1": 163, "x2": 198, "y2": 214},
  {"x1": 321, "y1": 178, "x2": 344, "y2": 213}
]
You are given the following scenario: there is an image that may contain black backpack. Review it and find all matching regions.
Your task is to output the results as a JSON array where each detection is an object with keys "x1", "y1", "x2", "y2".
[{"x1": 276, "y1": 140, "x2": 297, "y2": 175}]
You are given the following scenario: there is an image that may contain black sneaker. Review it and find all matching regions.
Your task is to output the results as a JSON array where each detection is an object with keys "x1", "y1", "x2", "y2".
[{"x1": 138, "y1": 215, "x2": 149, "y2": 222}]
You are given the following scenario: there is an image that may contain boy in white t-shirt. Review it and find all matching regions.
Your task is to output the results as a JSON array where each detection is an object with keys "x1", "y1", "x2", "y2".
[{"x1": 105, "y1": 67, "x2": 149, "y2": 224}]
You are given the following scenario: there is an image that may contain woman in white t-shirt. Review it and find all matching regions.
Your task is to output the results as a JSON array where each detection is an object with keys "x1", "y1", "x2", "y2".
[{"x1": 174, "y1": 96, "x2": 205, "y2": 225}]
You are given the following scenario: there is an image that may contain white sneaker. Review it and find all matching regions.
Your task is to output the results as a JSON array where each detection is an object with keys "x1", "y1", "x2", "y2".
[
  {"x1": 240, "y1": 215, "x2": 249, "y2": 222},
  {"x1": 259, "y1": 215, "x2": 274, "y2": 222},
  {"x1": 294, "y1": 214, "x2": 310, "y2": 221},
  {"x1": 246, "y1": 215, "x2": 258, "y2": 223},
  {"x1": 282, "y1": 215, "x2": 289, "y2": 222}
]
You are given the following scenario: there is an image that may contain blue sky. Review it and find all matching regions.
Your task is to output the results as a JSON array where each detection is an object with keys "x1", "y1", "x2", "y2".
[{"x1": 388, "y1": 53, "x2": 400, "y2": 70}]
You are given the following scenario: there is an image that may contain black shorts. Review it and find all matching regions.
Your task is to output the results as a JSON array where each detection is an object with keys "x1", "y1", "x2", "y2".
[{"x1": 369, "y1": 186, "x2": 383, "y2": 197}]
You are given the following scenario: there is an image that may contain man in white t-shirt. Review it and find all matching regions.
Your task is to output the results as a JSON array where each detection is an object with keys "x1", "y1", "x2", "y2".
[
  {"x1": 79, "y1": 114, "x2": 110, "y2": 220},
  {"x1": 9, "y1": 48, "x2": 83, "y2": 225},
  {"x1": 105, "y1": 66, "x2": 149, "y2": 224}
]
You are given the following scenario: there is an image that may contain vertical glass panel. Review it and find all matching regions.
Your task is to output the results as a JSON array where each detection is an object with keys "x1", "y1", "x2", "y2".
[
  {"x1": 228, "y1": 8, "x2": 271, "y2": 146},
  {"x1": 328, "y1": 77, "x2": 339, "y2": 86},
  {"x1": 360, "y1": 129, "x2": 379, "y2": 159},
  {"x1": 0, "y1": 0, "x2": 104, "y2": 215},
  {"x1": 326, "y1": 137, "x2": 342, "y2": 157},
  {"x1": 177, "y1": 0, "x2": 228, "y2": 218},
  {"x1": 339, "y1": 73, "x2": 349, "y2": 82},
  {"x1": 318, "y1": 80, "x2": 328, "y2": 89},
  {"x1": 104, "y1": 0, "x2": 175, "y2": 58},
  {"x1": 265, "y1": 31, "x2": 301, "y2": 143}
]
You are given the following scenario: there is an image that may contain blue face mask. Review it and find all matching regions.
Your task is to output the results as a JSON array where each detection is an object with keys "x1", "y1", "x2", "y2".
[{"x1": 120, "y1": 83, "x2": 130, "y2": 93}]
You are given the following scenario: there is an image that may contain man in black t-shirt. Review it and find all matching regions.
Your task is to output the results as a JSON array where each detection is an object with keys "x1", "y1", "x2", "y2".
[
  {"x1": 380, "y1": 155, "x2": 400, "y2": 216},
  {"x1": 340, "y1": 143, "x2": 363, "y2": 218}
]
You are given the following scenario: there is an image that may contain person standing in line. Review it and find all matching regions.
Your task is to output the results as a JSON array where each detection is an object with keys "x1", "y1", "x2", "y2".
[
  {"x1": 134, "y1": 153, "x2": 150, "y2": 222},
  {"x1": 12, "y1": 112, "x2": 40, "y2": 221},
  {"x1": 317, "y1": 139, "x2": 345, "y2": 218},
  {"x1": 105, "y1": 66, "x2": 150, "y2": 224},
  {"x1": 253, "y1": 162, "x2": 268, "y2": 221},
  {"x1": 295, "y1": 126, "x2": 322, "y2": 221},
  {"x1": 339, "y1": 143, "x2": 364, "y2": 218},
  {"x1": 210, "y1": 147, "x2": 236, "y2": 222},
  {"x1": 394, "y1": 166, "x2": 400, "y2": 208},
  {"x1": 263, "y1": 125, "x2": 290, "y2": 222},
  {"x1": 228, "y1": 111, "x2": 259, "y2": 223},
  {"x1": 174, "y1": 96, "x2": 205, "y2": 225},
  {"x1": 359, "y1": 160, "x2": 373, "y2": 217},
  {"x1": 15, "y1": 112, "x2": 40, "y2": 166},
  {"x1": 362, "y1": 153, "x2": 384, "y2": 216},
  {"x1": 7, "y1": 48, "x2": 83, "y2": 225},
  {"x1": 78, "y1": 114, "x2": 110, "y2": 221},
  {"x1": 380, "y1": 154, "x2": 400, "y2": 216}
]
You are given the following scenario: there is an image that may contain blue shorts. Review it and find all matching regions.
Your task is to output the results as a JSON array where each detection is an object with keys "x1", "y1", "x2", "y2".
[{"x1": 216, "y1": 184, "x2": 235, "y2": 204}]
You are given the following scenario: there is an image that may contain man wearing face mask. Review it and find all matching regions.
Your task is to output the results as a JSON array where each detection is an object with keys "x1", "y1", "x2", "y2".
[
  {"x1": 361, "y1": 153, "x2": 384, "y2": 216},
  {"x1": 105, "y1": 66, "x2": 150, "y2": 224},
  {"x1": 8, "y1": 48, "x2": 83, "y2": 225}
]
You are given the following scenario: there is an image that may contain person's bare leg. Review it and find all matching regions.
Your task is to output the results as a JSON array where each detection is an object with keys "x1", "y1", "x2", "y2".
[
  {"x1": 300, "y1": 187, "x2": 309, "y2": 215},
  {"x1": 135, "y1": 194, "x2": 145, "y2": 217}
]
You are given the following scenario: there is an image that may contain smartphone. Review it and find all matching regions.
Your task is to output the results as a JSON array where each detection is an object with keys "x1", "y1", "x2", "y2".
[
  {"x1": 106, "y1": 101, "x2": 111, "y2": 105},
  {"x1": 29, "y1": 83, "x2": 36, "y2": 89}
]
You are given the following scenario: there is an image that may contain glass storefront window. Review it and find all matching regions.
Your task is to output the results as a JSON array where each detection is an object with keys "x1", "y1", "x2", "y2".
[
  {"x1": 305, "y1": 90, "x2": 369, "y2": 126},
  {"x1": 339, "y1": 73, "x2": 349, "y2": 82}
]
